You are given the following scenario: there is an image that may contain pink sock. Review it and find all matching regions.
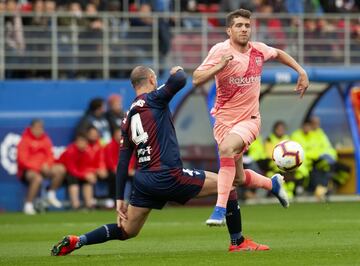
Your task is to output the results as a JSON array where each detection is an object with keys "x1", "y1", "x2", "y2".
[
  {"x1": 243, "y1": 169, "x2": 272, "y2": 191},
  {"x1": 216, "y1": 157, "x2": 236, "y2": 208}
]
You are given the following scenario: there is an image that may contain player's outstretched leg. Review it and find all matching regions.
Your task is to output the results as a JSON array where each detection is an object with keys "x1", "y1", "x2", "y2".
[
  {"x1": 243, "y1": 169, "x2": 289, "y2": 208},
  {"x1": 51, "y1": 205, "x2": 151, "y2": 256},
  {"x1": 270, "y1": 174, "x2": 289, "y2": 208},
  {"x1": 51, "y1": 224, "x2": 127, "y2": 256}
]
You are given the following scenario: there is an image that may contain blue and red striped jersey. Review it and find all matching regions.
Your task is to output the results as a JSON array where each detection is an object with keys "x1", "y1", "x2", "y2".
[{"x1": 116, "y1": 70, "x2": 187, "y2": 199}]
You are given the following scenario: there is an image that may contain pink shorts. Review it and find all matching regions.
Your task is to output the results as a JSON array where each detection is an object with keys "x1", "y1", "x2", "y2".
[{"x1": 213, "y1": 117, "x2": 261, "y2": 148}]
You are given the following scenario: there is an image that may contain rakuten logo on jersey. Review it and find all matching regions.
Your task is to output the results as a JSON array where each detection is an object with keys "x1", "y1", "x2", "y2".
[{"x1": 229, "y1": 76, "x2": 261, "y2": 86}]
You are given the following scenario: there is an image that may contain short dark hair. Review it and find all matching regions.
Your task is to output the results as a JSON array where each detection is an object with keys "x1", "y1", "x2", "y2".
[
  {"x1": 75, "y1": 132, "x2": 87, "y2": 140},
  {"x1": 86, "y1": 125, "x2": 98, "y2": 133},
  {"x1": 30, "y1": 118, "x2": 43, "y2": 127},
  {"x1": 226, "y1": 9, "x2": 252, "y2": 27},
  {"x1": 130, "y1": 66, "x2": 153, "y2": 88},
  {"x1": 272, "y1": 120, "x2": 286, "y2": 132},
  {"x1": 88, "y1": 98, "x2": 104, "y2": 113},
  {"x1": 303, "y1": 118, "x2": 312, "y2": 125}
]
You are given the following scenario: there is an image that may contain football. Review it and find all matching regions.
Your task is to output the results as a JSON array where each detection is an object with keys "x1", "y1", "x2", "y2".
[{"x1": 272, "y1": 140, "x2": 305, "y2": 171}]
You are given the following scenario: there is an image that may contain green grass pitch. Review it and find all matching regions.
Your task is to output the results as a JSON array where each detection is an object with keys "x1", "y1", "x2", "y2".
[{"x1": 1, "y1": 202, "x2": 360, "y2": 266}]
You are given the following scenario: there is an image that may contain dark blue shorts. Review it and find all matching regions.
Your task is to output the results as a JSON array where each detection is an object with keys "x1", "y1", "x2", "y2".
[{"x1": 130, "y1": 168, "x2": 206, "y2": 209}]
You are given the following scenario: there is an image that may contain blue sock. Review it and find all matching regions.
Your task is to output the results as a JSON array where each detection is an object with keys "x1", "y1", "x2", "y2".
[
  {"x1": 226, "y1": 196, "x2": 243, "y2": 245},
  {"x1": 79, "y1": 223, "x2": 127, "y2": 246}
]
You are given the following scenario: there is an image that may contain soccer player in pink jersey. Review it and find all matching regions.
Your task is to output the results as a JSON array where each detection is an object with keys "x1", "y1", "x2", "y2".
[{"x1": 193, "y1": 9, "x2": 309, "y2": 226}]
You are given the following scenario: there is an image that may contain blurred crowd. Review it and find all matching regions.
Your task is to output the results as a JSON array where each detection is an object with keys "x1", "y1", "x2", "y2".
[
  {"x1": 242, "y1": 116, "x2": 350, "y2": 202},
  {"x1": 2, "y1": 0, "x2": 360, "y2": 79},
  {"x1": 17, "y1": 94, "x2": 135, "y2": 215}
]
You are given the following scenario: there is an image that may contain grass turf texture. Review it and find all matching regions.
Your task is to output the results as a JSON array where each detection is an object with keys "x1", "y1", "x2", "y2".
[{"x1": 0, "y1": 202, "x2": 360, "y2": 266}]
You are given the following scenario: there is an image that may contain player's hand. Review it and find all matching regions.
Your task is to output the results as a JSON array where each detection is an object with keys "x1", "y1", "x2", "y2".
[
  {"x1": 116, "y1": 199, "x2": 128, "y2": 227},
  {"x1": 295, "y1": 71, "x2": 309, "y2": 98},
  {"x1": 219, "y1": 54, "x2": 234, "y2": 68},
  {"x1": 170, "y1": 66, "x2": 184, "y2": 75}
]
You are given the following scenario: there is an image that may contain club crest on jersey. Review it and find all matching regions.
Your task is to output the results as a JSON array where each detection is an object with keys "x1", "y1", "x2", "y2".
[{"x1": 255, "y1": 56, "x2": 262, "y2": 66}]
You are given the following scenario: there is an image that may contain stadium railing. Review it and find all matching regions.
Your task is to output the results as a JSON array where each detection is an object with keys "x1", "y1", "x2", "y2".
[{"x1": 0, "y1": 12, "x2": 360, "y2": 79}]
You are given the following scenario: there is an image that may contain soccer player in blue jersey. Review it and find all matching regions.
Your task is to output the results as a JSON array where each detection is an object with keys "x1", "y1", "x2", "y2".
[{"x1": 51, "y1": 65, "x2": 281, "y2": 255}]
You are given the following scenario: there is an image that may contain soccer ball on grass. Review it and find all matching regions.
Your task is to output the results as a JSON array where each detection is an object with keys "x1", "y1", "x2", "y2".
[{"x1": 272, "y1": 140, "x2": 304, "y2": 172}]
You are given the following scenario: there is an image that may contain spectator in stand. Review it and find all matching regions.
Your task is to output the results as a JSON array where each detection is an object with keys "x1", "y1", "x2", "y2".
[
  {"x1": 17, "y1": 119, "x2": 64, "y2": 215},
  {"x1": 266, "y1": 0, "x2": 287, "y2": 13},
  {"x1": 256, "y1": 3, "x2": 286, "y2": 49},
  {"x1": 180, "y1": 0, "x2": 202, "y2": 29},
  {"x1": 22, "y1": 0, "x2": 55, "y2": 78},
  {"x1": 45, "y1": 0, "x2": 56, "y2": 13},
  {"x1": 4, "y1": 0, "x2": 25, "y2": 79},
  {"x1": 286, "y1": 0, "x2": 323, "y2": 14},
  {"x1": 128, "y1": 0, "x2": 172, "y2": 74},
  {"x1": 320, "y1": 0, "x2": 360, "y2": 13},
  {"x1": 303, "y1": 18, "x2": 336, "y2": 64},
  {"x1": 104, "y1": 127, "x2": 136, "y2": 202},
  {"x1": 351, "y1": 21, "x2": 360, "y2": 63},
  {"x1": 141, "y1": 0, "x2": 172, "y2": 58},
  {"x1": 76, "y1": 98, "x2": 112, "y2": 145},
  {"x1": 57, "y1": 1, "x2": 85, "y2": 79},
  {"x1": 105, "y1": 94, "x2": 125, "y2": 135},
  {"x1": 319, "y1": 18, "x2": 343, "y2": 63},
  {"x1": 78, "y1": 2, "x2": 104, "y2": 79},
  {"x1": 220, "y1": 0, "x2": 257, "y2": 12},
  {"x1": 57, "y1": 132, "x2": 96, "y2": 209},
  {"x1": 107, "y1": 0, "x2": 128, "y2": 78}
]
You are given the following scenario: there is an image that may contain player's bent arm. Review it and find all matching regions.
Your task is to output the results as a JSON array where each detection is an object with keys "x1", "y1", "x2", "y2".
[
  {"x1": 274, "y1": 49, "x2": 306, "y2": 75},
  {"x1": 274, "y1": 48, "x2": 309, "y2": 97},
  {"x1": 192, "y1": 54, "x2": 233, "y2": 87},
  {"x1": 193, "y1": 65, "x2": 222, "y2": 87},
  {"x1": 149, "y1": 68, "x2": 187, "y2": 104}
]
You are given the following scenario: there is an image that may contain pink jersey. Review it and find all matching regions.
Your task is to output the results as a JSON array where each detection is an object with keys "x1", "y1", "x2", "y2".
[{"x1": 197, "y1": 40, "x2": 278, "y2": 127}]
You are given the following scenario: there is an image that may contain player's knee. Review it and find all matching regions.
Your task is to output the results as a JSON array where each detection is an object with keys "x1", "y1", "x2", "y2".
[
  {"x1": 121, "y1": 222, "x2": 141, "y2": 240},
  {"x1": 127, "y1": 231, "x2": 139, "y2": 239},
  {"x1": 117, "y1": 226, "x2": 132, "y2": 241},
  {"x1": 122, "y1": 227, "x2": 139, "y2": 239},
  {"x1": 218, "y1": 143, "x2": 237, "y2": 157}
]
